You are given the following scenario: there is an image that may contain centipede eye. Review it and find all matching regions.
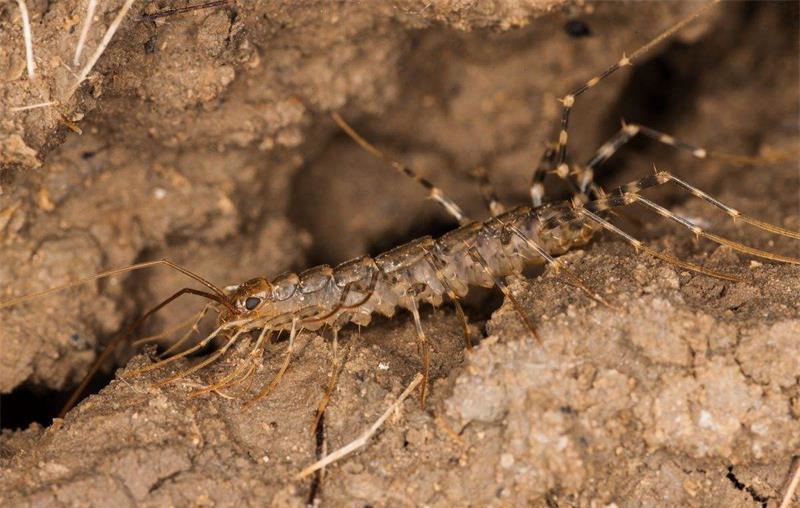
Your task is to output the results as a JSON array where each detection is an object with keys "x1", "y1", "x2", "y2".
[{"x1": 244, "y1": 297, "x2": 261, "y2": 311}]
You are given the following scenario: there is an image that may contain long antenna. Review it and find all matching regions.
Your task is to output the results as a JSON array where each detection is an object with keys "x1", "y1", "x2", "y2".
[{"x1": 0, "y1": 259, "x2": 234, "y2": 312}]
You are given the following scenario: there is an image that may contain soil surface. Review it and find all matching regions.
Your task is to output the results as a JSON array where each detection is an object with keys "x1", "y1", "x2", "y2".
[{"x1": 1, "y1": 1, "x2": 798, "y2": 507}]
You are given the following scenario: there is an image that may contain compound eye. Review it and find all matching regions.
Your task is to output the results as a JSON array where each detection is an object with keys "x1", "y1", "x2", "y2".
[{"x1": 244, "y1": 297, "x2": 261, "y2": 311}]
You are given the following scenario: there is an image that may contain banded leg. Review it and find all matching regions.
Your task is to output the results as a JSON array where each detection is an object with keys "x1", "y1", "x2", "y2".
[
  {"x1": 570, "y1": 171, "x2": 799, "y2": 277},
  {"x1": 586, "y1": 170, "x2": 800, "y2": 244},
  {"x1": 474, "y1": 165, "x2": 506, "y2": 217},
  {"x1": 332, "y1": 112, "x2": 468, "y2": 225},
  {"x1": 530, "y1": 1, "x2": 719, "y2": 207},
  {"x1": 530, "y1": 145, "x2": 561, "y2": 207},
  {"x1": 580, "y1": 122, "x2": 714, "y2": 196}
]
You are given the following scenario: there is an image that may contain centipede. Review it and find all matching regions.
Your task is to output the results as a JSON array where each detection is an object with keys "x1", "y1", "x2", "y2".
[{"x1": 1, "y1": 0, "x2": 798, "y2": 504}]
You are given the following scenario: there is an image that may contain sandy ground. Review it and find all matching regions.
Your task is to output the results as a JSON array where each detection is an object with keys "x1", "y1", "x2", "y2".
[{"x1": 0, "y1": 1, "x2": 798, "y2": 506}]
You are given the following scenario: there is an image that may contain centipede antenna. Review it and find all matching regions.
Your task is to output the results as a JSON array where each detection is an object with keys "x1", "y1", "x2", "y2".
[
  {"x1": 0, "y1": 259, "x2": 234, "y2": 312},
  {"x1": 331, "y1": 112, "x2": 469, "y2": 225}
]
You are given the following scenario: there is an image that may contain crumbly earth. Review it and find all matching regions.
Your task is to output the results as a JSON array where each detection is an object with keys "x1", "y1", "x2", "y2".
[{"x1": 0, "y1": 1, "x2": 798, "y2": 507}]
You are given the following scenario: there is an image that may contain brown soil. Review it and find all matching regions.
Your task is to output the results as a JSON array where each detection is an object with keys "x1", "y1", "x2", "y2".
[{"x1": 1, "y1": 1, "x2": 798, "y2": 506}]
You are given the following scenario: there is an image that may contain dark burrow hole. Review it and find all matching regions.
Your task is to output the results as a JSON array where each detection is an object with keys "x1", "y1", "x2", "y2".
[{"x1": 0, "y1": 370, "x2": 114, "y2": 430}]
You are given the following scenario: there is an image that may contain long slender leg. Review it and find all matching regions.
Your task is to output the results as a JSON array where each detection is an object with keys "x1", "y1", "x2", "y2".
[
  {"x1": 406, "y1": 296, "x2": 431, "y2": 406},
  {"x1": 332, "y1": 112, "x2": 468, "y2": 225},
  {"x1": 189, "y1": 326, "x2": 273, "y2": 397},
  {"x1": 568, "y1": 170, "x2": 799, "y2": 278},
  {"x1": 131, "y1": 306, "x2": 208, "y2": 347},
  {"x1": 465, "y1": 244, "x2": 542, "y2": 343},
  {"x1": 586, "y1": 170, "x2": 800, "y2": 243},
  {"x1": 244, "y1": 317, "x2": 300, "y2": 408},
  {"x1": 158, "y1": 306, "x2": 212, "y2": 358},
  {"x1": 580, "y1": 122, "x2": 715, "y2": 196},
  {"x1": 576, "y1": 206, "x2": 741, "y2": 282},
  {"x1": 474, "y1": 165, "x2": 506, "y2": 217},
  {"x1": 529, "y1": 145, "x2": 559, "y2": 207},
  {"x1": 154, "y1": 328, "x2": 248, "y2": 387},
  {"x1": 59, "y1": 287, "x2": 223, "y2": 418},
  {"x1": 528, "y1": 1, "x2": 719, "y2": 207},
  {"x1": 499, "y1": 220, "x2": 613, "y2": 308},
  {"x1": 661, "y1": 171, "x2": 800, "y2": 240},
  {"x1": 126, "y1": 320, "x2": 243, "y2": 376},
  {"x1": 423, "y1": 250, "x2": 473, "y2": 350},
  {"x1": 311, "y1": 327, "x2": 353, "y2": 433}
]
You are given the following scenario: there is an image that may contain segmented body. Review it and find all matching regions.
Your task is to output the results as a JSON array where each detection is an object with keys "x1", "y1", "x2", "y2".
[{"x1": 222, "y1": 202, "x2": 597, "y2": 333}]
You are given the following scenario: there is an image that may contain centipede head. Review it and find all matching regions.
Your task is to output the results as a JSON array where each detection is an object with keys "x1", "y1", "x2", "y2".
[{"x1": 219, "y1": 277, "x2": 273, "y2": 324}]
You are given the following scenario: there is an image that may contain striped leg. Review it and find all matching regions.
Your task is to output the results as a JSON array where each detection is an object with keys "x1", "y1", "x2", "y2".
[
  {"x1": 570, "y1": 171, "x2": 799, "y2": 278},
  {"x1": 530, "y1": 1, "x2": 719, "y2": 207},
  {"x1": 332, "y1": 112, "x2": 468, "y2": 225},
  {"x1": 474, "y1": 165, "x2": 506, "y2": 217},
  {"x1": 529, "y1": 145, "x2": 561, "y2": 207},
  {"x1": 580, "y1": 122, "x2": 713, "y2": 196}
]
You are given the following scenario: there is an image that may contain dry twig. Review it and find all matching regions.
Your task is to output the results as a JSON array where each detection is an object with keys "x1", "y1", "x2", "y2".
[
  {"x1": 73, "y1": 0, "x2": 98, "y2": 66},
  {"x1": 780, "y1": 457, "x2": 800, "y2": 508},
  {"x1": 15, "y1": 0, "x2": 35, "y2": 79},
  {"x1": 295, "y1": 373, "x2": 423, "y2": 480},
  {"x1": 66, "y1": 0, "x2": 136, "y2": 99}
]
